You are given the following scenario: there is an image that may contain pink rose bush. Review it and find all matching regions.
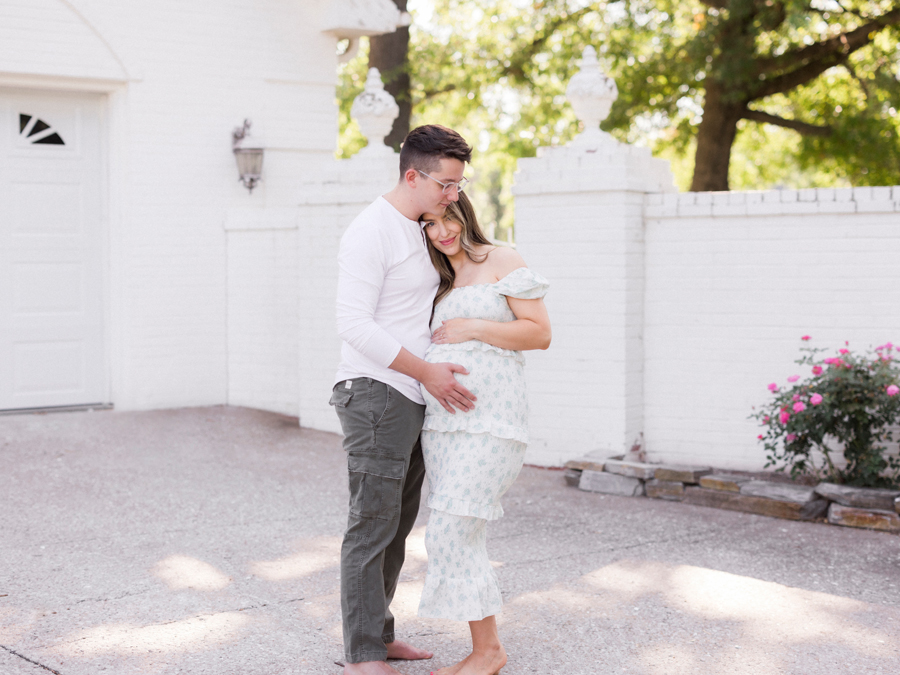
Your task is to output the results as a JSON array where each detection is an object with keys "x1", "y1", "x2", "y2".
[{"x1": 752, "y1": 336, "x2": 900, "y2": 488}]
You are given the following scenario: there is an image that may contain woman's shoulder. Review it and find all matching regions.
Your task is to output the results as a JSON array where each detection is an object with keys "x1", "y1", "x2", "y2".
[{"x1": 486, "y1": 245, "x2": 527, "y2": 280}]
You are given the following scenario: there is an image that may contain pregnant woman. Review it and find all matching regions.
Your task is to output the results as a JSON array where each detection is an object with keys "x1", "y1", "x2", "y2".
[{"x1": 417, "y1": 193, "x2": 551, "y2": 675}]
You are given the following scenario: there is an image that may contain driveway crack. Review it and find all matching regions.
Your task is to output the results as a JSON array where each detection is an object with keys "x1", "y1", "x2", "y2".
[{"x1": 0, "y1": 644, "x2": 63, "y2": 674}]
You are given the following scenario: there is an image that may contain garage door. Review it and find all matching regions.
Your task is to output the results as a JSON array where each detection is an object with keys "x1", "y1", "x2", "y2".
[{"x1": 0, "y1": 89, "x2": 107, "y2": 411}]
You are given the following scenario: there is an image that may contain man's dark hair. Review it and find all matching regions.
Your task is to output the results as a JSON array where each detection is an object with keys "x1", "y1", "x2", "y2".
[{"x1": 399, "y1": 125, "x2": 472, "y2": 177}]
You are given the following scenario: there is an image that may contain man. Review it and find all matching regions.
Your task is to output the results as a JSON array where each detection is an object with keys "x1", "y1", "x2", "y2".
[{"x1": 330, "y1": 125, "x2": 477, "y2": 675}]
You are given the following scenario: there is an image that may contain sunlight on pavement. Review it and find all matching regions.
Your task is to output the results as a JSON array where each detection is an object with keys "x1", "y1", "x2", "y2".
[
  {"x1": 152, "y1": 555, "x2": 231, "y2": 591},
  {"x1": 500, "y1": 559, "x2": 898, "y2": 673},
  {"x1": 406, "y1": 526, "x2": 428, "y2": 565},
  {"x1": 583, "y1": 560, "x2": 894, "y2": 656},
  {"x1": 249, "y1": 536, "x2": 341, "y2": 581},
  {"x1": 392, "y1": 580, "x2": 426, "y2": 618},
  {"x1": 55, "y1": 612, "x2": 250, "y2": 656}
]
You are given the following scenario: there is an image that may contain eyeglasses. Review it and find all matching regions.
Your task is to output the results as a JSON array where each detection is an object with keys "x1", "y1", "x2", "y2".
[{"x1": 418, "y1": 170, "x2": 469, "y2": 194}]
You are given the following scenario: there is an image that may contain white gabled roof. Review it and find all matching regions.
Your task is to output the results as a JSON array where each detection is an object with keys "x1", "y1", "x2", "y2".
[{"x1": 321, "y1": 0, "x2": 404, "y2": 38}]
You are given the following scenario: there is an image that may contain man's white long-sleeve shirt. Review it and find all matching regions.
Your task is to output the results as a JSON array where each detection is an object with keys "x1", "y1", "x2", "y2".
[{"x1": 334, "y1": 196, "x2": 440, "y2": 404}]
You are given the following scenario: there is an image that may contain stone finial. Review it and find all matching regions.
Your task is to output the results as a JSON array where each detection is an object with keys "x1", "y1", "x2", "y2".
[
  {"x1": 566, "y1": 46, "x2": 618, "y2": 148},
  {"x1": 350, "y1": 68, "x2": 399, "y2": 156}
]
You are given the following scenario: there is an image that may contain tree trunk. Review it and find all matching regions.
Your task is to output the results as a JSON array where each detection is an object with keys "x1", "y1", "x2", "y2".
[
  {"x1": 690, "y1": 84, "x2": 746, "y2": 192},
  {"x1": 368, "y1": 0, "x2": 410, "y2": 151}
]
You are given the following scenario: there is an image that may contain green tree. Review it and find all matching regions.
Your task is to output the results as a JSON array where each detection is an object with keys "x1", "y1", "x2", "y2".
[{"x1": 339, "y1": 0, "x2": 900, "y2": 200}]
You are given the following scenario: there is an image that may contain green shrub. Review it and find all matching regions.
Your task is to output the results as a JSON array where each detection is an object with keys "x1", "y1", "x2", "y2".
[{"x1": 751, "y1": 337, "x2": 900, "y2": 488}]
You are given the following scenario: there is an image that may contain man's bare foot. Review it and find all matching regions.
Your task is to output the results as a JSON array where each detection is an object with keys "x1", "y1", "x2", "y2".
[
  {"x1": 343, "y1": 660, "x2": 402, "y2": 675},
  {"x1": 433, "y1": 645, "x2": 507, "y2": 675},
  {"x1": 385, "y1": 639, "x2": 433, "y2": 660}
]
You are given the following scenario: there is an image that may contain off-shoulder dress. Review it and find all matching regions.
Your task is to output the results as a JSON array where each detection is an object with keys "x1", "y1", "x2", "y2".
[{"x1": 417, "y1": 266, "x2": 549, "y2": 621}]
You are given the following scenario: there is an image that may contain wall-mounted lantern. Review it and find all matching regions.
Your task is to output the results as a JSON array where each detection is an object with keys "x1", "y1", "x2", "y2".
[{"x1": 232, "y1": 119, "x2": 264, "y2": 193}]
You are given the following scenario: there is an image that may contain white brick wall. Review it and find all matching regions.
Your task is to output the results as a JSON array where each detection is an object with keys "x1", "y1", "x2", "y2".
[
  {"x1": 513, "y1": 137, "x2": 673, "y2": 466},
  {"x1": 513, "y1": 131, "x2": 900, "y2": 471},
  {"x1": 644, "y1": 188, "x2": 900, "y2": 469}
]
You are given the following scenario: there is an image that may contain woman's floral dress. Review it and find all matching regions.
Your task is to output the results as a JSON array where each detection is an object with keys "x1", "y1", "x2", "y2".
[{"x1": 417, "y1": 266, "x2": 549, "y2": 621}]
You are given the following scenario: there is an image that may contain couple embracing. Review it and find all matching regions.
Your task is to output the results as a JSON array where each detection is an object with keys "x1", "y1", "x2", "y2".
[{"x1": 330, "y1": 125, "x2": 551, "y2": 675}]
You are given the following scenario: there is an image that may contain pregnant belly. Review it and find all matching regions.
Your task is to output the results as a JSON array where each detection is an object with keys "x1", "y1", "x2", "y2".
[{"x1": 422, "y1": 344, "x2": 523, "y2": 413}]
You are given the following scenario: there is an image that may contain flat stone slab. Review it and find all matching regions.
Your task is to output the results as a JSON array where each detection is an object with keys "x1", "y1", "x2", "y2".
[
  {"x1": 699, "y1": 474, "x2": 750, "y2": 492},
  {"x1": 653, "y1": 464, "x2": 712, "y2": 484},
  {"x1": 814, "y1": 482, "x2": 900, "y2": 511},
  {"x1": 565, "y1": 458, "x2": 606, "y2": 472},
  {"x1": 603, "y1": 459, "x2": 656, "y2": 480},
  {"x1": 684, "y1": 486, "x2": 829, "y2": 522},
  {"x1": 740, "y1": 480, "x2": 817, "y2": 504},
  {"x1": 579, "y1": 469, "x2": 645, "y2": 497},
  {"x1": 828, "y1": 503, "x2": 900, "y2": 532},
  {"x1": 563, "y1": 468, "x2": 582, "y2": 487},
  {"x1": 645, "y1": 479, "x2": 685, "y2": 501}
]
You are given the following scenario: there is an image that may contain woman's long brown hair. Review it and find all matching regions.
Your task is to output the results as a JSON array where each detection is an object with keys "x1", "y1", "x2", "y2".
[{"x1": 422, "y1": 192, "x2": 494, "y2": 306}]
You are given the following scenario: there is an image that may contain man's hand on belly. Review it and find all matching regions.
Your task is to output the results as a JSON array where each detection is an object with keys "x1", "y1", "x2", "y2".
[{"x1": 421, "y1": 361, "x2": 476, "y2": 414}]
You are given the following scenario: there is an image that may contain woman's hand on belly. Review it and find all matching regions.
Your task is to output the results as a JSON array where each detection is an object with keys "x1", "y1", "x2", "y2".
[{"x1": 432, "y1": 318, "x2": 483, "y2": 344}]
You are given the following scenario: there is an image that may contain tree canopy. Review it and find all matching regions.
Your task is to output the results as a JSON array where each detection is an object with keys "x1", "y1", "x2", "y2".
[{"x1": 338, "y1": 1, "x2": 900, "y2": 225}]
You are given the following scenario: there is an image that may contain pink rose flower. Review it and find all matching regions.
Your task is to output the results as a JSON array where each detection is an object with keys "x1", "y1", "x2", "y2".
[
  {"x1": 757, "y1": 434, "x2": 764, "y2": 440},
  {"x1": 779, "y1": 411, "x2": 790, "y2": 424},
  {"x1": 839, "y1": 348, "x2": 849, "y2": 354},
  {"x1": 823, "y1": 358, "x2": 836, "y2": 365},
  {"x1": 767, "y1": 383, "x2": 778, "y2": 392},
  {"x1": 762, "y1": 416, "x2": 770, "y2": 423},
  {"x1": 887, "y1": 385, "x2": 900, "y2": 397},
  {"x1": 812, "y1": 366, "x2": 823, "y2": 375},
  {"x1": 792, "y1": 394, "x2": 800, "y2": 401},
  {"x1": 887, "y1": 342, "x2": 894, "y2": 350},
  {"x1": 786, "y1": 433, "x2": 796, "y2": 442},
  {"x1": 810, "y1": 393, "x2": 823, "y2": 405},
  {"x1": 787, "y1": 375, "x2": 800, "y2": 382},
  {"x1": 801, "y1": 335, "x2": 811, "y2": 341},
  {"x1": 793, "y1": 402, "x2": 806, "y2": 413}
]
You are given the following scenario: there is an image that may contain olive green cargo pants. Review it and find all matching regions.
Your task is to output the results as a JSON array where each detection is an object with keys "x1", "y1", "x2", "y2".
[{"x1": 329, "y1": 378, "x2": 426, "y2": 664}]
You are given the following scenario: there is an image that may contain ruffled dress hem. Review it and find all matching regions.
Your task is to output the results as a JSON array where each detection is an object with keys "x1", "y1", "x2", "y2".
[
  {"x1": 417, "y1": 572, "x2": 503, "y2": 622},
  {"x1": 422, "y1": 418, "x2": 528, "y2": 444},
  {"x1": 426, "y1": 339, "x2": 526, "y2": 365},
  {"x1": 426, "y1": 493, "x2": 504, "y2": 520}
]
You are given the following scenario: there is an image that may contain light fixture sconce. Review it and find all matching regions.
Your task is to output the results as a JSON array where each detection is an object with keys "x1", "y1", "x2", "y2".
[{"x1": 232, "y1": 119, "x2": 264, "y2": 193}]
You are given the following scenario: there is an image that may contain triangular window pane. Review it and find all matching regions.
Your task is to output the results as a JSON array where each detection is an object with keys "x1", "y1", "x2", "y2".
[
  {"x1": 33, "y1": 132, "x2": 65, "y2": 145},
  {"x1": 28, "y1": 119, "x2": 50, "y2": 137}
]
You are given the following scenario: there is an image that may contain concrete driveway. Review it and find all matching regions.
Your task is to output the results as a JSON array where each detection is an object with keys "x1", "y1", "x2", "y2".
[{"x1": 1, "y1": 406, "x2": 898, "y2": 675}]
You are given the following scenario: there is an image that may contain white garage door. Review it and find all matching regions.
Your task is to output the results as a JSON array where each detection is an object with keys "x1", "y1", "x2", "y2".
[{"x1": 0, "y1": 89, "x2": 107, "y2": 411}]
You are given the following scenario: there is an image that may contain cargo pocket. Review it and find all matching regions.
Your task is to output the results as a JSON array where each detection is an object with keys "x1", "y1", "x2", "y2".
[
  {"x1": 347, "y1": 453, "x2": 405, "y2": 520},
  {"x1": 329, "y1": 387, "x2": 353, "y2": 408}
]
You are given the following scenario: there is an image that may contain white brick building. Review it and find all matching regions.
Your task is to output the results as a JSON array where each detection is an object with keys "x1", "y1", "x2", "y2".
[{"x1": 0, "y1": 0, "x2": 402, "y2": 415}]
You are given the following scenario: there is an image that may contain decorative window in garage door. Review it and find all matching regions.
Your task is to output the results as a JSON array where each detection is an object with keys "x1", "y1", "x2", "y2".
[{"x1": 19, "y1": 113, "x2": 65, "y2": 145}]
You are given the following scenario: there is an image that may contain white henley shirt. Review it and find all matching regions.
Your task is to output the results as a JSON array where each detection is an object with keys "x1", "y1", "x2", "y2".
[{"x1": 334, "y1": 196, "x2": 440, "y2": 404}]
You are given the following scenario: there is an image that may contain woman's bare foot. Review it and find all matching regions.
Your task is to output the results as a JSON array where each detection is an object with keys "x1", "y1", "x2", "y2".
[
  {"x1": 385, "y1": 639, "x2": 433, "y2": 660},
  {"x1": 433, "y1": 645, "x2": 507, "y2": 675}
]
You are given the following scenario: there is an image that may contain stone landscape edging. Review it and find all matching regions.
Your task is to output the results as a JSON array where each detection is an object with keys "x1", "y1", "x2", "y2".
[{"x1": 564, "y1": 457, "x2": 900, "y2": 534}]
